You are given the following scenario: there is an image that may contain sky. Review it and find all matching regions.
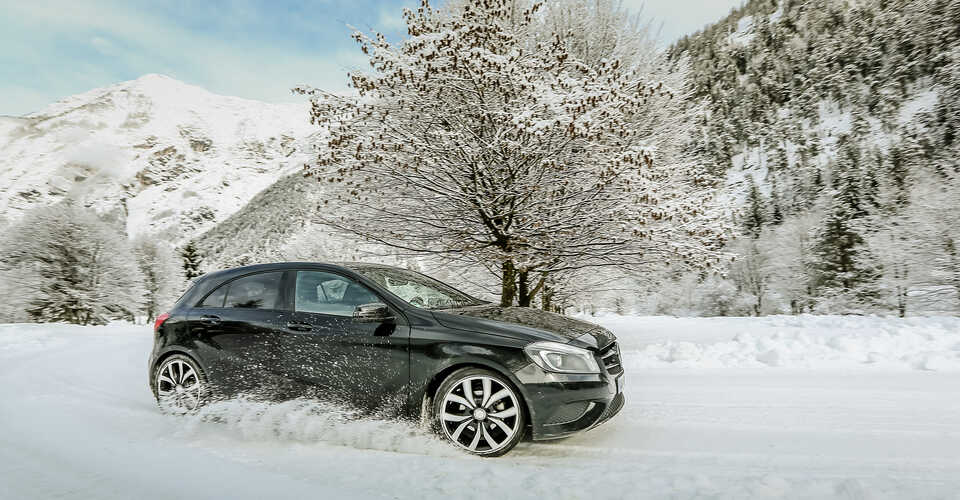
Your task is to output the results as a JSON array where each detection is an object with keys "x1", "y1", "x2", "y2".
[{"x1": 0, "y1": 0, "x2": 743, "y2": 116}]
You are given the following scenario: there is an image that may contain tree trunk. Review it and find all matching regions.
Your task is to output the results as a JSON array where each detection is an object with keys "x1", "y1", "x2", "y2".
[
  {"x1": 517, "y1": 270, "x2": 530, "y2": 307},
  {"x1": 541, "y1": 285, "x2": 553, "y2": 311},
  {"x1": 897, "y1": 286, "x2": 906, "y2": 318},
  {"x1": 946, "y1": 237, "x2": 960, "y2": 315},
  {"x1": 501, "y1": 260, "x2": 516, "y2": 307}
]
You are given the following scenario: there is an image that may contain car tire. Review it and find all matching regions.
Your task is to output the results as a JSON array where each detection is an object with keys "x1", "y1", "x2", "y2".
[
  {"x1": 154, "y1": 354, "x2": 209, "y2": 414},
  {"x1": 433, "y1": 367, "x2": 525, "y2": 457}
]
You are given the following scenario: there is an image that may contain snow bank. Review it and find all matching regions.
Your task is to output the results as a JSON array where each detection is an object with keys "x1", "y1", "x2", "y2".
[{"x1": 586, "y1": 314, "x2": 960, "y2": 371}]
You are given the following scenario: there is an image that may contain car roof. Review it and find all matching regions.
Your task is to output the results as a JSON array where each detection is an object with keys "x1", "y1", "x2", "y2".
[{"x1": 196, "y1": 261, "x2": 406, "y2": 284}]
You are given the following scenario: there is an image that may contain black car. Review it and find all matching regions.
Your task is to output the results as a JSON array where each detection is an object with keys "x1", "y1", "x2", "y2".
[{"x1": 149, "y1": 262, "x2": 624, "y2": 456}]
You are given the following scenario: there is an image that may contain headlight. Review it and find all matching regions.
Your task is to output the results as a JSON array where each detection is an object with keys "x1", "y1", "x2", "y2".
[{"x1": 524, "y1": 341, "x2": 600, "y2": 374}]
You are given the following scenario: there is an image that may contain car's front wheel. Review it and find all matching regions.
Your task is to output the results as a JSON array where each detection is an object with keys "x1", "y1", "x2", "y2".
[
  {"x1": 434, "y1": 367, "x2": 525, "y2": 457},
  {"x1": 154, "y1": 354, "x2": 207, "y2": 414}
]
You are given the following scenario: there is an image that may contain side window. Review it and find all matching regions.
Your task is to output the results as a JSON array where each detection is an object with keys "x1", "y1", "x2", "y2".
[
  {"x1": 295, "y1": 271, "x2": 379, "y2": 316},
  {"x1": 199, "y1": 285, "x2": 227, "y2": 308},
  {"x1": 224, "y1": 272, "x2": 283, "y2": 310}
]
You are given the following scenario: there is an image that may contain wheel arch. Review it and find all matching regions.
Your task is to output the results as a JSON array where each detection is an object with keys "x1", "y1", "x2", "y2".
[
  {"x1": 153, "y1": 347, "x2": 203, "y2": 369},
  {"x1": 421, "y1": 360, "x2": 534, "y2": 433},
  {"x1": 149, "y1": 348, "x2": 206, "y2": 393}
]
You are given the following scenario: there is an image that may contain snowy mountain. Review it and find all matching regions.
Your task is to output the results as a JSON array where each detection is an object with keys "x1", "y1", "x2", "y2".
[{"x1": 0, "y1": 74, "x2": 321, "y2": 240}]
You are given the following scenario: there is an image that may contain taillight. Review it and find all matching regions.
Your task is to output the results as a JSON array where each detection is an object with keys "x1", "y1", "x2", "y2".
[{"x1": 154, "y1": 312, "x2": 170, "y2": 334}]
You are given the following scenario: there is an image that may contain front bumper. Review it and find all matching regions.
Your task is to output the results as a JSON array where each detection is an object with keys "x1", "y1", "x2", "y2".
[{"x1": 514, "y1": 361, "x2": 625, "y2": 441}]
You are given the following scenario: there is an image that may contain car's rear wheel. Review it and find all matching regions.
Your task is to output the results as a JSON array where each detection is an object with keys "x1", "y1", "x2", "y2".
[
  {"x1": 434, "y1": 367, "x2": 525, "y2": 457},
  {"x1": 154, "y1": 354, "x2": 207, "y2": 414}
]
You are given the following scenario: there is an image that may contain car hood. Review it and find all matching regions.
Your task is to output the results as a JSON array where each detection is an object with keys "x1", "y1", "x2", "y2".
[{"x1": 431, "y1": 304, "x2": 616, "y2": 350}]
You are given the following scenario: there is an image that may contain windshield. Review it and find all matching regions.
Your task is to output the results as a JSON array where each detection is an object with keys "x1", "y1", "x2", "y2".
[{"x1": 350, "y1": 266, "x2": 486, "y2": 310}]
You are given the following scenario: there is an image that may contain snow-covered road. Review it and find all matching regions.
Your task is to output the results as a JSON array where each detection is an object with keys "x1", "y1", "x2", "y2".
[{"x1": 2, "y1": 316, "x2": 959, "y2": 499}]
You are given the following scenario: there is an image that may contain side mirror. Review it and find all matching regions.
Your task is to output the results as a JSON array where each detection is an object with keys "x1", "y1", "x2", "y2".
[{"x1": 352, "y1": 302, "x2": 395, "y2": 323}]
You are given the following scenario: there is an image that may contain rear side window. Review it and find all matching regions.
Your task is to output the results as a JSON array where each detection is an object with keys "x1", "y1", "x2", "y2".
[
  {"x1": 199, "y1": 285, "x2": 227, "y2": 308},
  {"x1": 172, "y1": 280, "x2": 199, "y2": 308},
  {"x1": 224, "y1": 272, "x2": 283, "y2": 310}
]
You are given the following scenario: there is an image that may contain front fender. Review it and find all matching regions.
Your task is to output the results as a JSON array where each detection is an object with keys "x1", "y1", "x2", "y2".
[{"x1": 408, "y1": 333, "x2": 538, "y2": 423}]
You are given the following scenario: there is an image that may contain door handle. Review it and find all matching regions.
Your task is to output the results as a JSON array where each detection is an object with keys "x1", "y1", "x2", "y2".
[
  {"x1": 286, "y1": 322, "x2": 313, "y2": 332},
  {"x1": 200, "y1": 315, "x2": 221, "y2": 325}
]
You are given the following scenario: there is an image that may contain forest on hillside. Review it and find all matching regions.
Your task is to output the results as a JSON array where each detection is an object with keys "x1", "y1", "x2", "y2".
[{"x1": 651, "y1": 0, "x2": 960, "y2": 316}]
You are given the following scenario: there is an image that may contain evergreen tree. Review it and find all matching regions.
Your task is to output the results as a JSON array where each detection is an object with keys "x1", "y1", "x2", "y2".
[
  {"x1": 810, "y1": 192, "x2": 882, "y2": 309},
  {"x1": 769, "y1": 177, "x2": 784, "y2": 225},
  {"x1": 813, "y1": 142, "x2": 881, "y2": 300},
  {"x1": 180, "y1": 241, "x2": 204, "y2": 281},
  {"x1": 886, "y1": 145, "x2": 910, "y2": 209},
  {"x1": 743, "y1": 175, "x2": 766, "y2": 238}
]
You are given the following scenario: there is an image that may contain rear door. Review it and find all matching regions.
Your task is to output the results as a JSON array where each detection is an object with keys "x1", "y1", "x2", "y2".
[
  {"x1": 282, "y1": 269, "x2": 409, "y2": 412},
  {"x1": 188, "y1": 271, "x2": 292, "y2": 396}
]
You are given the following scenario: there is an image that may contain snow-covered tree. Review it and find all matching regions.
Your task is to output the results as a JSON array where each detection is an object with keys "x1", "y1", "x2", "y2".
[
  {"x1": 133, "y1": 237, "x2": 185, "y2": 322},
  {"x1": 730, "y1": 238, "x2": 771, "y2": 316},
  {"x1": 896, "y1": 172, "x2": 960, "y2": 313},
  {"x1": 866, "y1": 227, "x2": 912, "y2": 316},
  {"x1": 0, "y1": 204, "x2": 145, "y2": 325},
  {"x1": 763, "y1": 212, "x2": 819, "y2": 314},
  {"x1": 297, "y1": 0, "x2": 727, "y2": 307}
]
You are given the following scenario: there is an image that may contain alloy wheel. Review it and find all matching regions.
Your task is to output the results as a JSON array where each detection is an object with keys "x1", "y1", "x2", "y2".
[
  {"x1": 156, "y1": 357, "x2": 203, "y2": 413},
  {"x1": 439, "y1": 375, "x2": 521, "y2": 454}
]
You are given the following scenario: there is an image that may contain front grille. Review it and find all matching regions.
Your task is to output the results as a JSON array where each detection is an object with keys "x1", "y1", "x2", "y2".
[{"x1": 599, "y1": 342, "x2": 623, "y2": 375}]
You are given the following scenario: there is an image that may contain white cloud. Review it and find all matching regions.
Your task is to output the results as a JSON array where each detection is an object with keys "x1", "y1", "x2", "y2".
[{"x1": 90, "y1": 36, "x2": 119, "y2": 56}]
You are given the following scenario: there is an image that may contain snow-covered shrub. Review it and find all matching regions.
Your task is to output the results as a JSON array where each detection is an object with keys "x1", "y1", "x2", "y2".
[
  {"x1": 695, "y1": 276, "x2": 756, "y2": 317},
  {"x1": 0, "y1": 269, "x2": 32, "y2": 323},
  {"x1": 0, "y1": 204, "x2": 145, "y2": 325}
]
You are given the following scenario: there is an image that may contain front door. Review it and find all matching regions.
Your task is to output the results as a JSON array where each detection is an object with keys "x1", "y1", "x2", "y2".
[{"x1": 282, "y1": 269, "x2": 409, "y2": 413}]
